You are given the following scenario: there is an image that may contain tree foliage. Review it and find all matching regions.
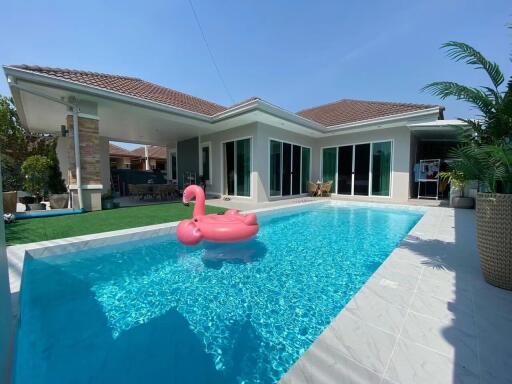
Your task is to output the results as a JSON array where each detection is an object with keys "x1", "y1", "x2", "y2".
[
  {"x1": 21, "y1": 155, "x2": 52, "y2": 200},
  {"x1": 0, "y1": 95, "x2": 67, "y2": 193},
  {"x1": 422, "y1": 31, "x2": 512, "y2": 193}
]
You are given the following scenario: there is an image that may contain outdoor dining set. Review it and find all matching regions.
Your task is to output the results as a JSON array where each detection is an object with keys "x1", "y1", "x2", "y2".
[{"x1": 128, "y1": 183, "x2": 178, "y2": 201}]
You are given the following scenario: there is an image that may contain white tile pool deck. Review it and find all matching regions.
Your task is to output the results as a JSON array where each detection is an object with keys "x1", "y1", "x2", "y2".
[{"x1": 6, "y1": 201, "x2": 512, "y2": 384}]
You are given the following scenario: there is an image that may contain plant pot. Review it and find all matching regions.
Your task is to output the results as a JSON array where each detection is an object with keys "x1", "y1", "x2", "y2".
[
  {"x1": 102, "y1": 199, "x2": 114, "y2": 210},
  {"x1": 451, "y1": 196, "x2": 474, "y2": 209},
  {"x1": 476, "y1": 193, "x2": 512, "y2": 290},
  {"x1": 49, "y1": 193, "x2": 69, "y2": 209},
  {"x1": 27, "y1": 203, "x2": 45, "y2": 211}
]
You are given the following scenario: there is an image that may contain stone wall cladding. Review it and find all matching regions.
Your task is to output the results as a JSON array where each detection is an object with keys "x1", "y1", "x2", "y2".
[{"x1": 66, "y1": 115, "x2": 102, "y2": 185}]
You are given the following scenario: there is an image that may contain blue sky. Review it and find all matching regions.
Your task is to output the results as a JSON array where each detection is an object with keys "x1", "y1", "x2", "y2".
[{"x1": 1, "y1": 0, "x2": 510, "y2": 149}]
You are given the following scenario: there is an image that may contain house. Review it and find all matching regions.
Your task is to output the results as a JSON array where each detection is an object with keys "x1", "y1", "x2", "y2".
[
  {"x1": 109, "y1": 144, "x2": 167, "y2": 172},
  {"x1": 3, "y1": 65, "x2": 465, "y2": 210}
]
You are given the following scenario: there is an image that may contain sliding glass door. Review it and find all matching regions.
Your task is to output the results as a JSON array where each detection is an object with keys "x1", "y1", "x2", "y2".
[
  {"x1": 269, "y1": 140, "x2": 310, "y2": 197},
  {"x1": 224, "y1": 138, "x2": 251, "y2": 197},
  {"x1": 337, "y1": 145, "x2": 352, "y2": 195},
  {"x1": 301, "y1": 147, "x2": 310, "y2": 193},
  {"x1": 269, "y1": 140, "x2": 281, "y2": 196},
  {"x1": 322, "y1": 141, "x2": 392, "y2": 197},
  {"x1": 322, "y1": 147, "x2": 336, "y2": 183},
  {"x1": 371, "y1": 141, "x2": 392, "y2": 196},
  {"x1": 354, "y1": 143, "x2": 370, "y2": 195}
]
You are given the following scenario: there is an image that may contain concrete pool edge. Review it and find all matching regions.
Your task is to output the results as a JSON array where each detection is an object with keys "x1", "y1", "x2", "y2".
[{"x1": 12, "y1": 201, "x2": 486, "y2": 383}]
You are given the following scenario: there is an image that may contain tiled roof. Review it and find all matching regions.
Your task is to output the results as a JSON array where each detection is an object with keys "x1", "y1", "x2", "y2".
[
  {"x1": 9, "y1": 65, "x2": 442, "y2": 126},
  {"x1": 109, "y1": 143, "x2": 136, "y2": 157},
  {"x1": 11, "y1": 65, "x2": 227, "y2": 116},
  {"x1": 297, "y1": 99, "x2": 441, "y2": 127},
  {"x1": 131, "y1": 145, "x2": 167, "y2": 160}
]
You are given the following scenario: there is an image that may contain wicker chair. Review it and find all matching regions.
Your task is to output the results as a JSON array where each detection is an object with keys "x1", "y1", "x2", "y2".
[
  {"x1": 320, "y1": 181, "x2": 333, "y2": 197},
  {"x1": 307, "y1": 181, "x2": 319, "y2": 197}
]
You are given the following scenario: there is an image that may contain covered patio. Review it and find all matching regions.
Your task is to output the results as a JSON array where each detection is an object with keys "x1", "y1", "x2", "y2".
[{"x1": 4, "y1": 65, "x2": 236, "y2": 211}]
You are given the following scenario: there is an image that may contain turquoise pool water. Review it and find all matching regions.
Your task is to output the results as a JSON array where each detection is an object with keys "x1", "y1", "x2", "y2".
[{"x1": 15, "y1": 203, "x2": 423, "y2": 384}]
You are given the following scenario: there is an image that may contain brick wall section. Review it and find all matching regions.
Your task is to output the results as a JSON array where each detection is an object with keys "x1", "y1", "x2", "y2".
[{"x1": 66, "y1": 115, "x2": 102, "y2": 185}]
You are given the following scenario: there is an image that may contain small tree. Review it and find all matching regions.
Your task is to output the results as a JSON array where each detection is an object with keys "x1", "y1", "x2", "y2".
[
  {"x1": 21, "y1": 155, "x2": 52, "y2": 201},
  {"x1": 0, "y1": 96, "x2": 28, "y2": 190}
]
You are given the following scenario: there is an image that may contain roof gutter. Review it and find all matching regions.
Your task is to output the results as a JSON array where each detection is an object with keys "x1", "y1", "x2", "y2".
[
  {"x1": 212, "y1": 98, "x2": 327, "y2": 133},
  {"x1": 7, "y1": 79, "x2": 84, "y2": 210},
  {"x1": 325, "y1": 107, "x2": 442, "y2": 134}
]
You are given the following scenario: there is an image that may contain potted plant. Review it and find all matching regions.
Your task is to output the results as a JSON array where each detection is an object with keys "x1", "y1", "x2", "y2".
[
  {"x1": 423, "y1": 34, "x2": 512, "y2": 290},
  {"x1": 101, "y1": 191, "x2": 115, "y2": 210},
  {"x1": 439, "y1": 168, "x2": 474, "y2": 208},
  {"x1": 21, "y1": 155, "x2": 51, "y2": 211}
]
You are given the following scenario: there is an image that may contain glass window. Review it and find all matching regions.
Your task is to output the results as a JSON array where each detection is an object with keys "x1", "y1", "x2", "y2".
[
  {"x1": 236, "y1": 138, "x2": 251, "y2": 196},
  {"x1": 322, "y1": 147, "x2": 337, "y2": 183},
  {"x1": 301, "y1": 147, "x2": 310, "y2": 193},
  {"x1": 269, "y1": 140, "x2": 281, "y2": 196},
  {"x1": 171, "y1": 152, "x2": 177, "y2": 180},
  {"x1": 371, "y1": 141, "x2": 392, "y2": 196},
  {"x1": 201, "y1": 145, "x2": 210, "y2": 182}
]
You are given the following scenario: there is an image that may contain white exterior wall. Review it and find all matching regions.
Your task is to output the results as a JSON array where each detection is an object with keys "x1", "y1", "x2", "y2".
[
  {"x1": 255, "y1": 122, "x2": 318, "y2": 202},
  {"x1": 200, "y1": 123, "x2": 259, "y2": 202},
  {"x1": 316, "y1": 126, "x2": 412, "y2": 202},
  {"x1": 200, "y1": 123, "x2": 412, "y2": 203}
]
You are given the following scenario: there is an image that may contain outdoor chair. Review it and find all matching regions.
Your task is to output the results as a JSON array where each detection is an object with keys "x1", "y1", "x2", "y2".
[
  {"x1": 307, "y1": 181, "x2": 319, "y2": 197},
  {"x1": 320, "y1": 181, "x2": 333, "y2": 197}
]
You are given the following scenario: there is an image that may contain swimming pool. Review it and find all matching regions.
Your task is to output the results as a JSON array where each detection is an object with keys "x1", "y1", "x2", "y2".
[{"x1": 14, "y1": 202, "x2": 423, "y2": 384}]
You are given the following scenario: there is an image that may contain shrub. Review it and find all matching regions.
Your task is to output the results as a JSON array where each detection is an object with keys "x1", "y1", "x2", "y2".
[{"x1": 21, "y1": 155, "x2": 52, "y2": 201}]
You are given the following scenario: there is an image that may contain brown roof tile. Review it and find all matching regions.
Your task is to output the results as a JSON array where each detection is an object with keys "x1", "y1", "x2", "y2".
[
  {"x1": 12, "y1": 65, "x2": 227, "y2": 116},
  {"x1": 10, "y1": 65, "x2": 442, "y2": 127},
  {"x1": 297, "y1": 99, "x2": 441, "y2": 127},
  {"x1": 109, "y1": 143, "x2": 136, "y2": 157},
  {"x1": 131, "y1": 145, "x2": 167, "y2": 160}
]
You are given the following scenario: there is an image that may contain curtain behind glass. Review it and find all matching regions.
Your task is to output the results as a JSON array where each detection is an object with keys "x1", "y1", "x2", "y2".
[
  {"x1": 269, "y1": 140, "x2": 281, "y2": 196},
  {"x1": 322, "y1": 147, "x2": 336, "y2": 182},
  {"x1": 371, "y1": 141, "x2": 391, "y2": 196},
  {"x1": 301, "y1": 147, "x2": 310, "y2": 193},
  {"x1": 202, "y1": 146, "x2": 210, "y2": 181},
  {"x1": 236, "y1": 138, "x2": 251, "y2": 196}
]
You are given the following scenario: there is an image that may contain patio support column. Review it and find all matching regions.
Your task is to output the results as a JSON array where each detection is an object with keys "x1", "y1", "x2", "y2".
[{"x1": 66, "y1": 114, "x2": 103, "y2": 211}]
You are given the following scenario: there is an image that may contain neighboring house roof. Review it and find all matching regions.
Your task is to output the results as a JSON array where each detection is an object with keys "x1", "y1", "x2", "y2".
[
  {"x1": 8, "y1": 65, "x2": 442, "y2": 127},
  {"x1": 297, "y1": 99, "x2": 442, "y2": 127},
  {"x1": 130, "y1": 145, "x2": 167, "y2": 160},
  {"x1": 109, "y1": 143, "x2": 136, "y2": 158},
  {"x1": 11, "y1": 65, "x2": 227, "y2": 116},
  {"x1": 109, "y1": 144, "x2": 167, "y2": 160}
]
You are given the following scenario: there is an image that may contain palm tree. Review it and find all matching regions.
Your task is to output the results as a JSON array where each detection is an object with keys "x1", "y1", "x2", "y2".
[{"x1": 422, "y1": 41, "x2": 512, "y2": 193}]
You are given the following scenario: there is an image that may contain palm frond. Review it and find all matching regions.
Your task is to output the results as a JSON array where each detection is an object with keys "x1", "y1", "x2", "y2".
[
  {"x1": 422, "y1": 81, "x2": 495, "y2": 115},
  {"x1": 442, "y1": 41, "x2": 504, "y2": 89}
]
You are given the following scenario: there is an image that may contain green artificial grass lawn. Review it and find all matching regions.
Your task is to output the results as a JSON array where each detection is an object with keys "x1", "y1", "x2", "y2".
[{"x1": 5, "y1": 202, "x2": 226, "y2": 245}]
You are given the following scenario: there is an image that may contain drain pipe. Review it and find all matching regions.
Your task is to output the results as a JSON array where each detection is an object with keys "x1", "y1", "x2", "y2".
[{"x1": 7, "y1": 79, "x2": 84, "y2": 210}]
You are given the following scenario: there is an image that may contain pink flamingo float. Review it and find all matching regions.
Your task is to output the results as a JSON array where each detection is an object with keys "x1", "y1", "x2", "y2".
[{"x1": 176, "y1": 185, "x2": 259, "y2": 245}]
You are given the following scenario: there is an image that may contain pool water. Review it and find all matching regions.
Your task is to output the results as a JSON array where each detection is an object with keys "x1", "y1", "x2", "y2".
[{"x1": 14, "y1": 203, "x2": 423, "y2": 384}]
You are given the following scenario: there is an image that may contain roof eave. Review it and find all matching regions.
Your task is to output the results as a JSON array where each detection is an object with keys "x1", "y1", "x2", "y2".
[
  {"x1": 213, "y1": 99, "x2": 327, "y2": 133},
  {"x1": 3, "y1": 65, "x2": 214, "y2": 123},
  {"x1": 324, "y1": 107, "x2": 442, "y2": 134}
]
